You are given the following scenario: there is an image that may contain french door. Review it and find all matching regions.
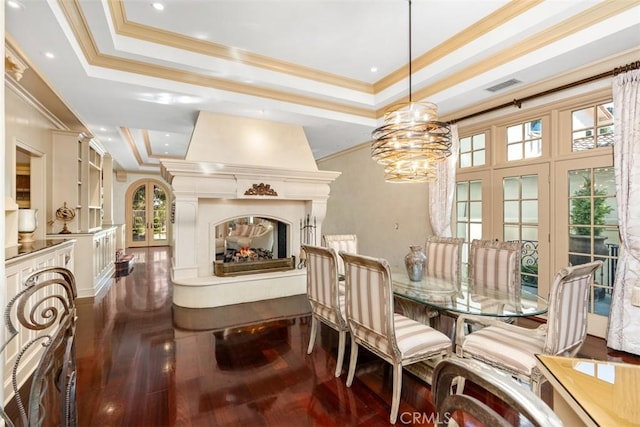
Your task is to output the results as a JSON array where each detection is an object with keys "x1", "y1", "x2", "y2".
[
  {"x1": 493, "y1": 164, "x2": 551, "y2": 298},
  {"x1": 555, "y1": 156, "x2": 617, "y2": 337},
  {"x1": 126, "y1": 179, "x2": 169, "y2": 247},
  {"x1": 457, "y1": 165, "x2": 550, "y2": 298}
]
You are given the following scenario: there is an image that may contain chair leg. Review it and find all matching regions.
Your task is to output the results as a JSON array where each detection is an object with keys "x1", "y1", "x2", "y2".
[
  {"x1": 390, "y1": 363, "x2": 402, "y2": 424},
  {"x1": 530, "y1": 366, "x2": 547, "y2": 397},
  {"x1": 307, "y1": 316, "x2": 318, "y2": 354},
  {"x1": 335, "y1": 330, "x2": 347, "y2": 377},
  {"x1": 346, "y1": 338, "x2": 359, "y2": 387}
]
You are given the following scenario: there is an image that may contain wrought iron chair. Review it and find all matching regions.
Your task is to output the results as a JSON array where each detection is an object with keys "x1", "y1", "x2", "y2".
[
  {"x1": 0, "y1": 267, "x2": 78, "y2": 427},
  {"x1": 302, "y1": 244, "x2": 350, "y2": 377},
  {"x1": 455, "y1": 260, "x2": 603, "y2": 395},
  {"x1": 432, "y1": 357, "x2": 562, "y2": 427},
  {"x1": 340, "y1": 252, "x2": 452, "y2": 424}
]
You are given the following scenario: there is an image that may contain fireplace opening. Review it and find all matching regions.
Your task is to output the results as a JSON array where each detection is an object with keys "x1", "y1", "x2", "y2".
[
  {"x1": 213, "y1": 216, "x2": 295, "y2": 276},
  {"x1": 223, "y1": 247, "x2": 273, "y2": 263}
]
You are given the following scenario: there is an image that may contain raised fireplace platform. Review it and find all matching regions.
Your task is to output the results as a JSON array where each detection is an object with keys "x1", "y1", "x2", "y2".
[{"x1": 172, "y1": 268, "x2": 307, "y2": 308}]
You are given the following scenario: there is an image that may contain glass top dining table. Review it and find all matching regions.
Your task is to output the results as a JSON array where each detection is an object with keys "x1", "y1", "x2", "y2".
[{"x1": 391, "y1": 269, "x2": 548, "y2": 318}]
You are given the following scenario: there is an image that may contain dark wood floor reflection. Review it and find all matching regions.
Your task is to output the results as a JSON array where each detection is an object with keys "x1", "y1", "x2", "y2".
[{"x1": 76, "y1": 247, "x2": 640, "y2": 426}]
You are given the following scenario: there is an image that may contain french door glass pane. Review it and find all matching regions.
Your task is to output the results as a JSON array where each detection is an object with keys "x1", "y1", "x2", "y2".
[
  {"x1": 568, "y1": 167, "x2": 618, "y2": 316},
  {"x1": 503, "y1": 174, "x2": 539, "y2": 293},
  {"x1": 456, "y1": 179, "x2": 482, "y2": 267},
  {"x1": 470, "y1": 181, "x2": 482, "y2": 199},
  {"x1": 153, "y1": 185, "x2": 167, "y2": 240},
  {"x1": 132, "y1": 185, "x2": 146, "y2": 242},
  {"x1": 469, "y1": 201, "x2": 482, "y2": 221}
]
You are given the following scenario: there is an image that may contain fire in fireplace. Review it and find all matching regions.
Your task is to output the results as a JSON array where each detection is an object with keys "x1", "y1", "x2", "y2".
[
  {"x1": 213, "y1": 216, "x2": 295, "y2": 277},
  {"x1": 225, "y1": 247, "x2": 273, "y2": 263}
]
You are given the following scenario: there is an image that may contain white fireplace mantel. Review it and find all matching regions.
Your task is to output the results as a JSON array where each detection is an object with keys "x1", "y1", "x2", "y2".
[{"x1": 161, "y1": 159, "x2": 340, "y2": 308}]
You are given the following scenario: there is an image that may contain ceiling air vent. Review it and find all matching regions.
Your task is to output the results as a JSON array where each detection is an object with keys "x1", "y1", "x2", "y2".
[{"x1": 486, "y1": 78, "x2": 522, "y2": 92}]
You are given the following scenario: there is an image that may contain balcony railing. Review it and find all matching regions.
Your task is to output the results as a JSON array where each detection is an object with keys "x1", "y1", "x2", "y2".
[{"x1": 517, "y1": 239, "x2": 618, "y2": 295}]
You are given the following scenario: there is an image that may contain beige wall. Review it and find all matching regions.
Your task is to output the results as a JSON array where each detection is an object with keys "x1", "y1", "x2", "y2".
[
  {"x1": 4, "y1": 87, "x2": 52, "y2": 197},
  {"x1": 4, "y1": 86, "x2": 56, "y2": 242},
  {"x1": 317, "y1": 143, "x2": 432, "y2": 270}
]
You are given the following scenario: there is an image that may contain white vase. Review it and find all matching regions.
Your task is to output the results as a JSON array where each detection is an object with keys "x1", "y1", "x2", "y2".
[{"x1": 18, "y1": 208, "x2": 38, "y2": 243}]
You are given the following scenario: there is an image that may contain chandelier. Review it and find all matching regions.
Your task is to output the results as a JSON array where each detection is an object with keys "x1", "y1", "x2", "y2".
[{"x1": 371, "y1": 0, "x2": 452, "y2": 182}]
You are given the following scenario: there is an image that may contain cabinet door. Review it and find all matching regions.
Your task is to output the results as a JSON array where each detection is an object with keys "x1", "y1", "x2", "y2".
[{"x1": 127, "y1": 180, "x2": 169, "y2": 247}]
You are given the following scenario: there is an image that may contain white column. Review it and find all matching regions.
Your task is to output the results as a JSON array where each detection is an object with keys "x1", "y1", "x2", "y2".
[
  {"x1": 171, "y1": 194, "x2": 199, "y2": 279},
  {"x1": 102, "y1": 154, "x2": 114, "y2": 226}
]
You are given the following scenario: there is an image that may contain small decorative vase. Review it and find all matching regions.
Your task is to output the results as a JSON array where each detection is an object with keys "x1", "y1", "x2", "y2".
[
  {"x1": 405, "y1": 245, "x2": 427, "y2": 282},
  {"x1": 18, "y1": 208, "x2": 38, "y2": 244}
]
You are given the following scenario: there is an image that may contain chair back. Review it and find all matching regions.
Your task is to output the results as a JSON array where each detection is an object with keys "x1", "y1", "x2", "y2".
[
  {"x1": 302, "y1": 245, "x2": 346, "y2": 329},
  {"x1": 339, "y1": 252, "x2": 399, "y2": 360},
  {"x1": 1, "y1": 267, "x2": 78, "y2": 427},
  {"x1": 469, "y1": 239, "x2": 522, "y2": 299},
  {"x1": 424, "y1": 236, "x2": 463, "y2": 282},
  {"x1": 544, "y1": 261, "x2": 602, "y2": 356},
  {"x1": 323, "y1": 234, "x2": 358, "y2": 276}
]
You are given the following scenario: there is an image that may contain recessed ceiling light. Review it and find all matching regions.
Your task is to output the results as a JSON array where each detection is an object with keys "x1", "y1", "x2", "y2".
[
  {"x1": 100, "y1": 127, "x2": 106, "y2": 131},
  {"x1": 370, "y1": 67, "x2": 378, "y2": 73},
  {"x1": 165, "y1": 143, "x2": 169, "y2": 146},
  {"x1": 44, "y1": 52, "x2": 55, "y2": 59},
  {"x1": 151, "y1": 2, "x2": 164, "y2": 11},
  {"x1": 7, "y1": 1, "x2": 21, "y2": 9},
  {"x1": 164, "y1": 151, "x2": 169, "y2": 155},
  {"x1": 165, "y1": 133, "x2": 170, "y2": 137}
]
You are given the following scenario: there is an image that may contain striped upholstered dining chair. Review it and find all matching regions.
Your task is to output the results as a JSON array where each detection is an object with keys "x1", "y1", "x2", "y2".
[
  {"x1": 302, "y1": 244, "x2": 350, "y2": 378},
  {"x1": 468, "y1": 239, "x2": 522, "y2": 301},
  {"x1": 463, "y1": 239, "x2": 523, "y2": 328},
  {"x1": 455, "y1": 260, "x2": 602, "y2": 396},
  {"x1": 422, "y1": 236, "x2": 464, "y2": 335},
  {"x1": 394, "y1": 236, "x2": 463, "y2": 331},
  {"x1": 322, "y1": 234, "x2": 358, "y2": 278},
  {"x1": 424, "y1": 236, "x2": 464, "y2": 282},
  {"x1": 339, "y1": 252, "x2": 452, "y2": 424}
]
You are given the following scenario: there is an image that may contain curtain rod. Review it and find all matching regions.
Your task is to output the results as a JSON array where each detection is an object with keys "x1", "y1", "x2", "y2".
[{"x1": 450, "y1": 60, "x2": 640, "y2": 124}]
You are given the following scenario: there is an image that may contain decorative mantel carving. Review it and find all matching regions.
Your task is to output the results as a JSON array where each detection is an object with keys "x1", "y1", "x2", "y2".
[
  {"x1": 245, "y1": 183, "x2": 278, "y2": 196},
  {"x1": 5, "y1": 46, "x2": 29, "y2": 81}
]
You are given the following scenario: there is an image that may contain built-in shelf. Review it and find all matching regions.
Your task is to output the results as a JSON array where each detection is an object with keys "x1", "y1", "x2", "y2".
[
  {"x1": 15, "y1": 163, "x2": 30, "y2": 209},
  {"x1": 52, "y1": 131, "x2": 105, "y2": 234}
]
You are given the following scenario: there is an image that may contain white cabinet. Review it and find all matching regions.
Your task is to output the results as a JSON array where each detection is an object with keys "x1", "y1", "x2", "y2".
[
  {"x1": 4, "y1": 240, "x2": 75, "y2": 402},
  {"x1": 47, "y1": 227, "x2": 116, "y2": 298},
  {"x1": 51, "y1": 131, "x2": 105, "y2": 234}
]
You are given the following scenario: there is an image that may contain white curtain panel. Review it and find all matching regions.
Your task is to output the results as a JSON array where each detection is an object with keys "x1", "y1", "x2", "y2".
[
  {"x1": 428, "y1": 124, "x2": 459, "y2": 237},
  {"x1": 607, "y1": 69, "x2": 640, "y2": 355}
]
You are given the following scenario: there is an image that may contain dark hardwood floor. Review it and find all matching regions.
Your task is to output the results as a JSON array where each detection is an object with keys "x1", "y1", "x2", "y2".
[{"x1": 76, "y1": 247, "x2": 640, "y2": 426}]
